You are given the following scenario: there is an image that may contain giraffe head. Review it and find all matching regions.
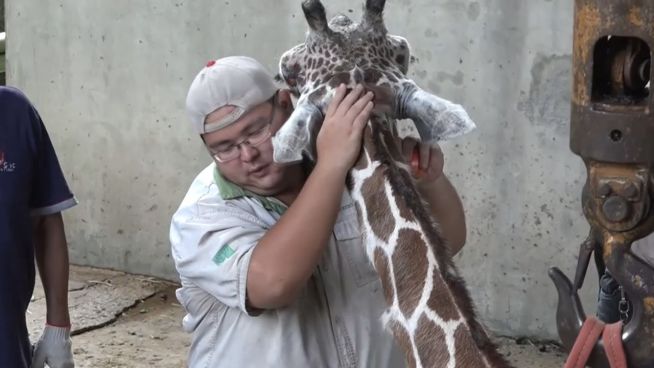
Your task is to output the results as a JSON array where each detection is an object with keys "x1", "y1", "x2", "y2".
[{"x1": 272, "y1": 0, "x2": 476, "y2": 163}]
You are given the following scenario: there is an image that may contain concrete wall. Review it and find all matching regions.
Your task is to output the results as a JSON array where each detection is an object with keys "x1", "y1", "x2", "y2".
[{"x1": 6, "y1": 0, "x2": 596, "y2": 339}]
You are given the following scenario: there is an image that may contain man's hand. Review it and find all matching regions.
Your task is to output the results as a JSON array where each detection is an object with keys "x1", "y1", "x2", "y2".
[
  {"x1": 31, "y1": 325, "x2": 74, "y2": 368},
  {"x1": 400, "y1": 137, "x2": 444, "y2": 183},
  {"x1": 400, "y1": 138, "x2": 468, "y2": 253},
  {"x1": 316, "y1": 84, "x2": 374, "y2": 174}
]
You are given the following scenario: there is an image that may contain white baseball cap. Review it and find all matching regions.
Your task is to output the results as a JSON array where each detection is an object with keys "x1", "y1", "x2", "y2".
[{"x1": 185, "y1": 56, "x2": 278, "y2": 134}]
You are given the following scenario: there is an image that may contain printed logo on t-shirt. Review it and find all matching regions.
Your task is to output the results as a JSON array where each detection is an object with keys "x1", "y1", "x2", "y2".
[
  {"x1": 0, "y1": 151, "x2": 16, "y2": 173},
  {"x1": 213, "y1": 244, "x2": 236, "y2": 265}
]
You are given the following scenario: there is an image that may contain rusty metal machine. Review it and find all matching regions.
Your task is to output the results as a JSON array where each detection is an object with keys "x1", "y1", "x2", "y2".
[{"x1": 548, "y1": 0, "x2": 654, "y2": 367}]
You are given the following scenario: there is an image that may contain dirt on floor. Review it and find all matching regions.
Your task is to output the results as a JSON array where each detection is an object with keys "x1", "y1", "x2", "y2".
[
  {"x1": 70, "y1": 286, "x2": 189, "y2": 368},
  {"x1": 28, "y1": 265, "x2": 567, "y2": 367}
]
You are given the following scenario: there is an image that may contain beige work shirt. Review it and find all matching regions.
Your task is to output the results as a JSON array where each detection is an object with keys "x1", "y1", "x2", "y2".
[{"x1": 170, "y1": 163, "x2": 403, "y2": 368}]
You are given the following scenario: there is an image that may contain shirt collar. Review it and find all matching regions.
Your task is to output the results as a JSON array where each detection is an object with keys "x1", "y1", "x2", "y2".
[{"x1": 213, "y1": 167, "x2": 287, "y2": 215}]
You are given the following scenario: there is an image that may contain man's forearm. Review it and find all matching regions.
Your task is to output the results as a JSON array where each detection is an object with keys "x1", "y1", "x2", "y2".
[
  {"x1": 33, "y1": 213, "x2": 71, "y2": 327},
  {"x1": 417, "y1": 174, "x2": 467, "y2": 255},
  {"x1": 247, "y1": 163, "x2": 347, "y2": 309}
]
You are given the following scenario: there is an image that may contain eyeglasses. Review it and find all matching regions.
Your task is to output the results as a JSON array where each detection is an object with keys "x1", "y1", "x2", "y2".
[{"x1": 209, "y1": 104, "x2": 276, "y2": 163}]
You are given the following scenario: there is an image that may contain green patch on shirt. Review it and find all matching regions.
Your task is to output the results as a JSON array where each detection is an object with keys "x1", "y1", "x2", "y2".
[{"x1": 213, "y1": 244, "x2": 236, "y2": 265}]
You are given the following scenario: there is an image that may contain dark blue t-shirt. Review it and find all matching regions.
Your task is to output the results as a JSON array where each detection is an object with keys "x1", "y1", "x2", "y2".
[{"x1": 0, "y1": 86, "x2": 76, "y2": 367}]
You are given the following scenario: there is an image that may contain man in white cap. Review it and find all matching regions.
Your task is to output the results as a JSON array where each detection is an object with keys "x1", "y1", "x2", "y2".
[{"x1": 170, "y1": 56, "x2": 467, "y2": 367}]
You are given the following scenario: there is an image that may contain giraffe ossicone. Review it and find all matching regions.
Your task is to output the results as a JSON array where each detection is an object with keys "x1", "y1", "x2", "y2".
[
  {"x1": 274, "y1": 1, "x2": 512, "y2": 367},
  {"x1": 272, "y1": 0, "x2": 476, "y2": 164}
]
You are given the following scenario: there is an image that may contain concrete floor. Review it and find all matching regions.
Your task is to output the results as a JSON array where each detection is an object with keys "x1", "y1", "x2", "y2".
[{"x1": 27, "y1": 265, "x2": 567, "y2": 367}]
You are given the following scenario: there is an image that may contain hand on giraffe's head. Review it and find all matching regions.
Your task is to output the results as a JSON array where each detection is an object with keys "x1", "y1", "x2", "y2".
[
  {"x1": 315, "y1": 84, "x2": 375, "y2": 174},
  {"x1": 272, "y1": 0, "x2": 476, "y2": 166},
  {"x1": 400, "y1": 138, "x2": 444, "y2": 183}
]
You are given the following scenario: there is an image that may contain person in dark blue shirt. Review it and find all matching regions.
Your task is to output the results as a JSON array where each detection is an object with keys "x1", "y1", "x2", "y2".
[{"x1": 0, "y1": 86, "x2": 77, "y2": 368}]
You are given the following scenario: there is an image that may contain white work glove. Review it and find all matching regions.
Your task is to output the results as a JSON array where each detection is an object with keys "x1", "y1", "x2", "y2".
[{"x1": 31, "y1": 325, "x2": 75, "y2": 368}]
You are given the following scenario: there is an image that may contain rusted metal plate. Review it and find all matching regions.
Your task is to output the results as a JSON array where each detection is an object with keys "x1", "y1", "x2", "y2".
[{"x1": 570, "y1": 0, "x2": 654, "y2": 164}]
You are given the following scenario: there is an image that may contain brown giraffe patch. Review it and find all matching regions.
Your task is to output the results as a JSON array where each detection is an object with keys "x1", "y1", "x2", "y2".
[
  {"x1": 415, "y1": 314, "x2": 451, "y2": 368},
  {"x1": 373, "y1": 247, "x2": 394, "y2": 305},
  {"x1": 389, "y1": 320, "x2": 417, "y2": 368},
  {"x1": 392, "y1": 228, "x2": 428, "y2": 317},
  {"x1": 427, "y1": 269, "x2": 461, "y2": 321},
  {"x1": 361, "y1": 168, "x2": 394, "y2": 242},
  {"x1": 453, "y1": 323, "x2": 487, "y2": 367},
  {"x1": 328, "y1": 72, "x2": 351, "y2": 87},
  {"x1": 363, "y1": 69, "x2": 382, "y2": 83}
]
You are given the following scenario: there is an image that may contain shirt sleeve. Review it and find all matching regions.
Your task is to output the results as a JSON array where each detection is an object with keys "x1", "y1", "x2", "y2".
[
  {"x1": 28, "y1": 107, "x2": 76, "y2": 216},
  {"x1": 171, "y1": 200, "x2": 268, "y2": 315}
]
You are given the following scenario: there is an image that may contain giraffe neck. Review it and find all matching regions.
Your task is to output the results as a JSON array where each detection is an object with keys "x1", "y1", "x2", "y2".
[{"x1": 348, "y1": 118, "x2": 510, "y2": 368}]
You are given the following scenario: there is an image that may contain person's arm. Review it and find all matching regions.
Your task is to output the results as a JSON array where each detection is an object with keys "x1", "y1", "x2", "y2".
[
  {"x1": 417, "y1": 175, "x2": 467, "y2": 254},
  {"x1": 33, "y1": 212, "x2": 71, "y2": 327},
  {"x1": 31, "y1": 211, "x2": 75, "y2": 368},
  {"x1": 247, "y1": 84, "x2": 374, "y2": 309},
  {"x1": 402, "y1": 139, "x2": 467, "y2": 254}
]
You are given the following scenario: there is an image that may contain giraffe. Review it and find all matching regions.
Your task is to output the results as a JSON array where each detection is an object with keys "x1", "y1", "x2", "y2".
[{"x1": 272, "y1": 1, "x2": 513, "y2": 367}]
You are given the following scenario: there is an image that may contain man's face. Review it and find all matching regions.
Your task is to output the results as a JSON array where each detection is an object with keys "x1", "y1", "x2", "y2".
[{"x1": 202, "y1": 99, "x2": 292, "y2": 196}]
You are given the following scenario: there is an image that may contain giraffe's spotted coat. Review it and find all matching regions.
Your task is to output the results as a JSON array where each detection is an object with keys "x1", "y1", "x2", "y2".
[
  {"x1": 392, "y1": 228, "x2": 428, "y2": 317},
  {"x1": 361, "y1": 168, "x2": 394, "y2": 242},
  {"x1": 373, "y1": 248, "x2": 395, "y2": 305},
  {"x1": 415, "y1": 314, "x2": 450, "y2": 367}
]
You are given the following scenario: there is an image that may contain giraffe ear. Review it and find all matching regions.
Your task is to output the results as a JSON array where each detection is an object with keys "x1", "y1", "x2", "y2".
[
  {"x1": 278, "y1": 44, "x2": 306, "y2": 95},
  {"x1": 302, "y1": 0, "x2": 331, "y2": 34},
  {"x1": 402, "y1": 86, "x2": 476, "y2": 144}
]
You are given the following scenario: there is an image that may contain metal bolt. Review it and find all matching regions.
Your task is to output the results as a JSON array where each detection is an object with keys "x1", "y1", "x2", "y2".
[
  {"x1": 602, "y1": 196, "x2": 631, "y2": 223},
  {"x1": 624, "y1": 182, "x2": 639, "y2": 199},
  {"x1": 598, "y1": 183, "x2": 612, "y2": 198},
  {"x1": 609, "y1": 130, "x2": 623, "y2": 142}
]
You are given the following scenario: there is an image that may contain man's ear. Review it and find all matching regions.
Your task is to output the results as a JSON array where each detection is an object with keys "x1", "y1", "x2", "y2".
[{"x1": 277, "y1": 89, "x2": 294, "y2": 110}]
